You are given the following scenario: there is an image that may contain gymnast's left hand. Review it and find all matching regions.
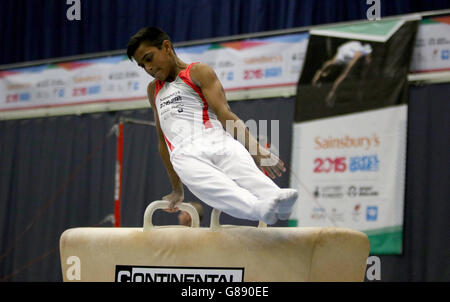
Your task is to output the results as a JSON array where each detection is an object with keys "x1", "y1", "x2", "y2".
[{"x1": 162, "y1": 190, "x2": 184, "y2": 213}]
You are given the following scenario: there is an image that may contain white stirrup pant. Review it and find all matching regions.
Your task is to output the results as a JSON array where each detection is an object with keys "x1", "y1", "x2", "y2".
[{"x1": 170, "y1": 132, "x2": 282, "y2": 221}]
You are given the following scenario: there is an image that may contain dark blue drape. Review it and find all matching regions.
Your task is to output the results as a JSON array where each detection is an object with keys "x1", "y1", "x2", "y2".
[{"x1": 1, "y1": 0, "x2": 449, "y2": 65}]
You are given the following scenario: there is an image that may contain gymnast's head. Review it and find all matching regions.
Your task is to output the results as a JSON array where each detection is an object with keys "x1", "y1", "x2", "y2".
[{"x1": 127, "y1": 26, "x2": 179, "y2": 82}]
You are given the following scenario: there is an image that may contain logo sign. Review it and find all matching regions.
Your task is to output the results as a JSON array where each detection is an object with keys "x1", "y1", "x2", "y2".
[
  {"x1": 311, "y1": 207, "x2": 326, "y2": 220},
  {"x1": 352, "y1": 204, "x2": 362, "y2": 222},
  {"x1": 115, "y1": 266, "x2": 244, "y2": 282},
  {"x1": 366, "y1": 206, "x2": 379, "y2": 221}
]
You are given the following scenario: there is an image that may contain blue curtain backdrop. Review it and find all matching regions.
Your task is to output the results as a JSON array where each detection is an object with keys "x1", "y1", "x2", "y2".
[{"x1": 1, "y1": 0, "x2": 449, "y2": 65}]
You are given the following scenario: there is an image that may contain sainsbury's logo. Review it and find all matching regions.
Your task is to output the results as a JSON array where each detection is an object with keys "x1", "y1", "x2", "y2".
[{"x1": 314, "y1": 134, "x2": 380, "y2": 150}]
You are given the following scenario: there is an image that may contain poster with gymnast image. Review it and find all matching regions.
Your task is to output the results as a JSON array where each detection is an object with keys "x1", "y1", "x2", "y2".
[
  {"x1": 289, "y1": 18, "x2": 419, "y2": 255},
  {"x1": 295, "y1": 18, "x2": 419, "y2": 122}
]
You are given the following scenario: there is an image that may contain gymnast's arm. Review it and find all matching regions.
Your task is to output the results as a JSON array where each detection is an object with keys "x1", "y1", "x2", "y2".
[
  {"x1": 147, "y1": 81, "x2": 184, "y2": 212},
  {"x1": 312, "y1": 56, "x2": 337, "y2": 86},
  {"x1": 189, "y1": 63, "x2": 285, "y2": 179},
  {"x1": 329, "y1": 51, "x2": 363, "y2": 96}
]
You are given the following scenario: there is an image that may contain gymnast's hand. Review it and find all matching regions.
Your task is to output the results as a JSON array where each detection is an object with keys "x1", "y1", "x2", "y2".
[
  {"x1": 252, "y1": 147, "x2": 286, "y2": 179},
  {"x1": 162, "y1": 190, "x2": 184, "y2": 213}
]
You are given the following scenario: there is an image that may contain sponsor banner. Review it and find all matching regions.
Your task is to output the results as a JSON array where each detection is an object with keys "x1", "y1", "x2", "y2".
[
  {"x1": 410, "y1": 15, "x2": 450, "y2": 73},
  {"x1": 292, "y1": 20, "x2": 416, "y2": 254},
  {"x1": 115, "y1": 265, "x2": 244, "y2": 282},
  {"x1": 176, "y1": 33, "x2": 309, "y2": 90},
  {"x1": 0, "y1": 33, "x2": 308, "y2": 113},
  {"x1": 0, "y1": 56, "x2": 150, "y2": 112},
  {"x1": 289, "y1": 105, "x2": 407, "y2": 254}
]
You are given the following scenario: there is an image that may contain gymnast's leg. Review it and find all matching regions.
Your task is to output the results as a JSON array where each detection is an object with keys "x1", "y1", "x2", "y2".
[
  {"x1": 171, "y1": 152, "x2": 280, "y2": 224},
  {"x1": 212, "y1": 135, "x2": 297, "y2": 220}
]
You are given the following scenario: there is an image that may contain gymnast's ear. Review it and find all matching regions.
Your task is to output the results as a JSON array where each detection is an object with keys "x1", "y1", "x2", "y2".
[{"x1": 162, "y1": 40, "x2": 173, "y2": 54}]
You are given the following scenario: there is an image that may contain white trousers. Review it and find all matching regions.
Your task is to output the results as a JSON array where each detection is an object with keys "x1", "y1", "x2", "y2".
[{"x1": 170, "y1": 131, "x2": 282, "y2": 221}]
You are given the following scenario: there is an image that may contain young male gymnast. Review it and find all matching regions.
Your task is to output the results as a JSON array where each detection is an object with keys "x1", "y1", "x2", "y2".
[{"x1": 127, "y1": 27, "x2": 298, "y2": 224}]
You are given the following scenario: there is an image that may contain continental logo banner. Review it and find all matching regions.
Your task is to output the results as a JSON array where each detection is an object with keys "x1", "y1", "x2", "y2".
[{"x1": 115, "y1": 265, "x2": 244, "y2": 282}]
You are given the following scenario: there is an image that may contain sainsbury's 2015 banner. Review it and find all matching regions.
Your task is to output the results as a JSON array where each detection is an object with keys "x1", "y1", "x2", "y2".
[
  {"x1": 0, "y1": 33, "x2": 308, "y2": 113},
  {"x1": 290, "y1": 105, "x2": 407, "y2": 255},
  {"x1": 290, "y1": 18, "x2": 419, "y2": 254}
]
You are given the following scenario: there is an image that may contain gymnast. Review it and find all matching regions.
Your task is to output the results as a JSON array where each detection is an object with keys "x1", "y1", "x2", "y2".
[{"x1": 127, "y1": 27, "x2": 298, "y2": 224}]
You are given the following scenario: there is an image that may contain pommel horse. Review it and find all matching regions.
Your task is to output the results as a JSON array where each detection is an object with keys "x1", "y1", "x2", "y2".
[{"x1": 60, "y1": 200, "x2": 370, "y2": 282}]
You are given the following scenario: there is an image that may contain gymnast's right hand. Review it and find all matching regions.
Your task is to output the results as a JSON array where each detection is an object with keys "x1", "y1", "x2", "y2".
[{"x1": 162, "y1": 190, "x2": 184, "y2": 213}]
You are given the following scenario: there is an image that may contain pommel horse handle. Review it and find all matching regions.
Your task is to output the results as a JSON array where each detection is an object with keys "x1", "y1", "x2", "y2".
[
  {"x1": 143, "y1": 200, "x2": 200, "y2": 231},
  {"x1": 210, "y1": 209, "x2": 267, "y2": 229}
]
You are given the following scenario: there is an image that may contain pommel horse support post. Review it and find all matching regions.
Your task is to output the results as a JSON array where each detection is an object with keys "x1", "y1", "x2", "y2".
[{"x1": 59, "y1": 201, "x2": 370, "y2": 282}]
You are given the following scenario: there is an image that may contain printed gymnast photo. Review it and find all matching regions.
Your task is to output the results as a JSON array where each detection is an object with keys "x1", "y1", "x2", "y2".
[{"x1": 311, "y1": 40, "x2": 373, "y2": 107}]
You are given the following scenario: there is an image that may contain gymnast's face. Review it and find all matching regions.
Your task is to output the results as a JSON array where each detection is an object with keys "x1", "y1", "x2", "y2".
[{"x1": 134, "y1": 40, "x2": 175, "y2": 81}]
